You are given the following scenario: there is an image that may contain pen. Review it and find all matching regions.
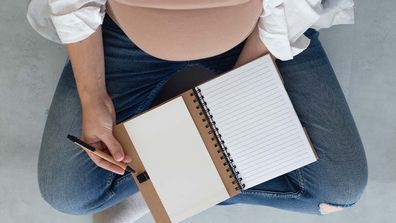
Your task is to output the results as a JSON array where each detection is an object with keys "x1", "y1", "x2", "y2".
[{"x1": 67, "y1": 134, "x2": 136, "y2": 174}]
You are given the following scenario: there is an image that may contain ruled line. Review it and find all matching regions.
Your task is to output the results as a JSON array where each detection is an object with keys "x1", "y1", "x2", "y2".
[{"x1": 197, "y1": 55, "x2": 316, "y2": 189}]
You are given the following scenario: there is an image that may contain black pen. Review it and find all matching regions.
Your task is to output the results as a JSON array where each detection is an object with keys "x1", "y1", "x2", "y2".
[{"x1": 67, "y1": 134, "x2": 136, "y2": 174}]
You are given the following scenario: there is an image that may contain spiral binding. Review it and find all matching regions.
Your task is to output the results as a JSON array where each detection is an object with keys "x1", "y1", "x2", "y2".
[{"x1": 191, "y1": 88, "x2": 245, "y2": 191}]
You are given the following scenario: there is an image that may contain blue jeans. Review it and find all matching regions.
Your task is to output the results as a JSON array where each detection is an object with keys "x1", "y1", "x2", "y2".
[{"x1": 38, "y1": 14, "x2": 368, "y2": 216}]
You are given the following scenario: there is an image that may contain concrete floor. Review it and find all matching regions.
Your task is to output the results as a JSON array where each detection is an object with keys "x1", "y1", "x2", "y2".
[{"x1": 1, "y1": 0, "x2": 395, "y2": 223}]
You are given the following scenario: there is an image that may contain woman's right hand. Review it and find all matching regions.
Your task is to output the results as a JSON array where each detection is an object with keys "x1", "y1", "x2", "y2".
[
  {"x1": 80, "y1": 91, "x2": 132, "y2": 175},
  {"x1": 64, "y1": 25, "x2": 130, "y2": 174}
]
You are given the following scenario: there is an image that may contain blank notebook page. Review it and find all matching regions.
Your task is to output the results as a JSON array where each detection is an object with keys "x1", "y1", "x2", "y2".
[
  {"x1": 124, "y1": 97, "x2": 229, "y2": 223},
  {"x1": 197, "y1": 55, "x2": 317, "y2": 189}
]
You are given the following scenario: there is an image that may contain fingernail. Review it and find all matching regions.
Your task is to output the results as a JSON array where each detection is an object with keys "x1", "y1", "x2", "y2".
[
  {"x1": 114, "y1": 152, "x2": 123, "y2": 161},
  {"x1": 123, "y1": 155, "x2": 132, "y2": 163}
]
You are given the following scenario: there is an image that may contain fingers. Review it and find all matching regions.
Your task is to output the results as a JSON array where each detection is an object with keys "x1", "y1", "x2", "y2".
[
  {"x1": 80, "y1": 134, "x2": 131, "y2": 174},
  {"x1": 87, "y1": 151, "x2": 125, "y2": 175},
  {"x1": 101, "y1": 133, "x2": 132, "y2": 163},
  {"x1": 80, "y1": 125, "x2": 132, "y2": 173},
  {"x1": 100, "y1": 133, "x2": 129, "y2": 162},
  {"x1": 121, "y1": 153, "x2": 132, "y2": 163}
]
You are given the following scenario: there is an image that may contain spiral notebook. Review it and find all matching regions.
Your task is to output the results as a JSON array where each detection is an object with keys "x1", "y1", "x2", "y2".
[{"x1": 113, "y1": 54, "x2": 318, "y2": 223}]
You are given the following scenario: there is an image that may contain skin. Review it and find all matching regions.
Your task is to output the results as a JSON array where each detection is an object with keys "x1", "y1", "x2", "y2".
[{"x1": 65, "y1": 24, "x2": 269, "y2": 175}]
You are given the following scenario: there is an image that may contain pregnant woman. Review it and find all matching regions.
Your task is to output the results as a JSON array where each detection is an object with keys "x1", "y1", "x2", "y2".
[{"x1": 27, "y1": 0, "x2": 367, "y2": 221}]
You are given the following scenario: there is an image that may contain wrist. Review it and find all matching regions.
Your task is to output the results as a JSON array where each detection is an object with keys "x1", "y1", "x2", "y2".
[{"x1": 78, "y1": 85, "x2": 110, "y2": 108}]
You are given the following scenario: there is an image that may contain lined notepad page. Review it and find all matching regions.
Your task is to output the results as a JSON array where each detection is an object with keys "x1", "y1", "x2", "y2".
[{"x1": 197, "y1": 55, "x2": 317, "y2": 189}]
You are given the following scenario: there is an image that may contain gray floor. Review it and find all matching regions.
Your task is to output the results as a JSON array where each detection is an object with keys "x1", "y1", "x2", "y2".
[{"x1": 1, "y1": 0, "x2": 395, "y2": 222}]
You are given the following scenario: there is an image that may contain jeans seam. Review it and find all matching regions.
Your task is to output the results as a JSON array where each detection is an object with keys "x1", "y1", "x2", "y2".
[
  {"x1": 82, "y1": 172, "x2": 117, "y2": 213},
  {"x1": 105, "y1": 172, "x2": 116, "y2": 192},
  {"x1": 134, "y1": 65, "x2": 188, "y2": 114},
  {"x1": 242, "y1": 168, "x2": 306, "y2": 198},
  {"x1": 193, "y1": 63, "x2": 221, "y2": 76},
  {"x1": 320, "y1": 201, "x2": 358, "y2": 209},
  {"x1": 134, "y1": 79, "x2": 170, "y2": 114},
  {"x1": 113, "y1": 172, "x2": 133, "y2": 188},
  {"x1": 318, "y1": 201, "x2": 358, "y2": 215},
  {"x1": 84, "y1": 189, "x2": 116, "y2": 214},
  {"x1": 203, "y1": 65, "x2": 218, "y2": 74}
]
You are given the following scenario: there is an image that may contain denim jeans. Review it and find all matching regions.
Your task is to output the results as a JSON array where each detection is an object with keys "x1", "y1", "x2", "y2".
[{"x1": 38, "y1": 13, "x2": 368, "y2": 216}]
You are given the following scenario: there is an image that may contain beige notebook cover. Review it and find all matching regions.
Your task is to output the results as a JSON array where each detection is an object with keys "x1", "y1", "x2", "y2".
[{"x1": 113, "y1": 54, "x2": 318, "y2": 223}]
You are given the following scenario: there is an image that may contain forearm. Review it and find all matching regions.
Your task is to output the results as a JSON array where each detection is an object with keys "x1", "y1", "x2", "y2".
[
  {"x1": 233, "y1": 26, "x2": 269, "y2": 69},
  {"x1": 65, "y1": 26, "x2": 107, "y2": 105},
  {"x1": 65, "y1": 25, "x2": 128, "y2": 168}
]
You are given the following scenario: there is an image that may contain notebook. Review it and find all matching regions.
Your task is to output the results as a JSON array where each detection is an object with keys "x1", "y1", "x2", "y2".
[{"x1": 113, "y1": 54, "x2": 318, "y2": 223}]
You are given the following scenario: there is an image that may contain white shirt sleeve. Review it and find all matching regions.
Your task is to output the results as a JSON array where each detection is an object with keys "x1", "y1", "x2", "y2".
[
  {"x1": 257, "y1": 0, "x2": 354, "y2": 61},
  {"x1": 48, "y1": 0, "x2": 107, "y2": 44},
  {"x1": 27, "y1": 0, "x2": 354, "y2": 51}
]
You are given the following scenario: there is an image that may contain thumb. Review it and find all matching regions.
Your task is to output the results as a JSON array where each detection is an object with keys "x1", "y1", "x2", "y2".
[{"x1": 100, "y1": 133, "x2": 125, "y2": 162}]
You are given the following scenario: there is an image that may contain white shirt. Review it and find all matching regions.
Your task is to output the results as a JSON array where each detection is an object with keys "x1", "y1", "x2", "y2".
[{"x1": 26, "y1": 0, "x2": 354, "y2": 61}]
